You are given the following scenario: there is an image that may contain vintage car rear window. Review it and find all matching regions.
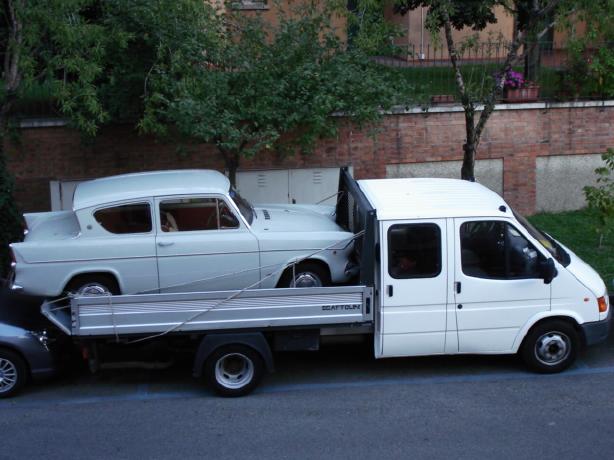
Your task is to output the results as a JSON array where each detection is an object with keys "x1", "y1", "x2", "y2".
[{"x1": 94, "y1": 203, "x2": 152, "y2": 234}]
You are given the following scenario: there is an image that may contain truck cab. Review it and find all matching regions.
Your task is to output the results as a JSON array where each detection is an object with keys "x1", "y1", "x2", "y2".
[{"x1": 356, "y1": 177, "x2": 610, "y2": 372}]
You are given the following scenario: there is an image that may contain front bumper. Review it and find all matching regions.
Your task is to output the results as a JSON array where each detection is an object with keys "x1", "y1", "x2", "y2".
[{"x1": 581, "y1": 306, "x2": 611, "y2": 347}]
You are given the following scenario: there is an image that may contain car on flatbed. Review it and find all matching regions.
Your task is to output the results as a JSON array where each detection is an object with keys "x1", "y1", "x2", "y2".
[{"x1": 9, "y1": 169, "x2": 356, "y2": 297}]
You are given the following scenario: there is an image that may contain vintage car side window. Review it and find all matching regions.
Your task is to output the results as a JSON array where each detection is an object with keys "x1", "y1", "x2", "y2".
[
  {"x1": 388, "y1": 224, "x2": 441, "y2": 279},
  {"x1": 460, "y1": 221, "x2": 541, "y2": 279},
  {"x1": 94, "y1": 203, "x2": 152, "y2": 234},
  {"x1": 159, "y1": 198, "x2": 239, "y2": 232}
]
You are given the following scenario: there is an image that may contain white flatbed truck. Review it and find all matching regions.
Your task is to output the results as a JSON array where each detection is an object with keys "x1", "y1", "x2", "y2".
[{"x1": 40, "y1": 169, "x2": 610, "y2": 396}]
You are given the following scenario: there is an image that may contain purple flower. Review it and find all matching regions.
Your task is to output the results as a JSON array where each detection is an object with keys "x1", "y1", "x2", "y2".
[{"x1": 505, "y1": 70, "x2": 525, "y2": 89}]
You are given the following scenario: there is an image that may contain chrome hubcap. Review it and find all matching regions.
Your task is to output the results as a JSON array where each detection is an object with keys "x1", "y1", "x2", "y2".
[
  {"x1": 0, "y1": 358, "x2": 18, "y2": 393},
  {"x1": 292, "y1": 272, "x2": 322, "y2": 288},
  {"x1": 215, "y1": 353, "x2": 254, "y2": 389},
  {"x1": 535, "y1": 331, "x2": 570, "y2": 365},
  {"x1": 77, "y1": 283, "x2": 111, "y2": 296}
]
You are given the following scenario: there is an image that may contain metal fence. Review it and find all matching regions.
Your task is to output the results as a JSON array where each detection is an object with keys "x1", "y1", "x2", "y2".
[{"x1": 374, "y1": 41, "x2": 608, "y2": 104}]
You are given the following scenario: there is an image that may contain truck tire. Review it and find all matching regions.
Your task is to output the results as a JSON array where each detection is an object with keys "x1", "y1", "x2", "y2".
[
  {"x1": 204, "y1": 344, "x2": 264, "y2": 397},
  {"x1": 279, "y1": 262, "x2": 330, "y2": 288},
  {"x1": 520, "y1": 320, "x2": 579, "y2": 373},
  {"x1": 66, "y1": 274, "x2": 120, "y2": 296},
  {"x1": 0, "y1": 349, "x2": 28, "y2": 399}
]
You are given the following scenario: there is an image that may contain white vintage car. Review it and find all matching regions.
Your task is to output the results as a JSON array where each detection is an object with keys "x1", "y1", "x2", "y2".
[{"x1": 9, "y1": 170, "x2": 356, "y2": 297}]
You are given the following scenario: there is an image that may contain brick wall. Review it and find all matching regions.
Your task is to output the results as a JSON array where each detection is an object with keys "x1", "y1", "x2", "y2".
[{"x1": 6, "y1": 102, "x2": 614, "y2": 215}]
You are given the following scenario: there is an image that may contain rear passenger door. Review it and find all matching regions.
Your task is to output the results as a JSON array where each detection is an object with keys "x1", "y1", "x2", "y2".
[
  {"x1": 155, "y1": 196, "x2": 260, "y2": 293},
  {"x1": 380, "y1": 219, "x2": 449, "y2": 357},
  {"x1": 453, "y1": 218, "x2": 551, "y2": 353}
]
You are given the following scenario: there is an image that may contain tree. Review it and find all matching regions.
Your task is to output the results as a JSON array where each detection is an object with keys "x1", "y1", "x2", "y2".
[
  {"x1": 388, "y1": 0, "x2": 562, "y2": 181},
  {"x1": 0, "y1": 0, "x2": 220, "y2": 276},
  {"x1": 140, "y1": 1, "x2": 410, "y2": 185},
  {"x1": 584, "y1": 149, "x2": 614, "y2": 248},
  {"x1": 0, "y1": 0, "x2": 120, "y2": 276}
]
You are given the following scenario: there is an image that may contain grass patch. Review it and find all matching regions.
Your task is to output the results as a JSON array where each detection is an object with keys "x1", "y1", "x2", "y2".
[{"x1": 528, "y1": 209, "x2": 614, "y2": 288}]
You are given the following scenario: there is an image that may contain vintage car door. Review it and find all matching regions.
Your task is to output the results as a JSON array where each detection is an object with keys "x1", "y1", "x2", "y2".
[{"x1": 154, "y1": 195, "x2": 261, "y2": 293}]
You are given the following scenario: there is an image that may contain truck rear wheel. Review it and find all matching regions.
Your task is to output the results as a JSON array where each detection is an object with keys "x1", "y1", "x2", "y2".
[
  {"x1": 520, "y1": 320, "x2": 579, "y2": 373},
  {"x1": 0, "y1": 349, "x2": 28, "y2": 399},
  {"x1": 204, "y1": 344, "x2": 264, "y2": 397}
]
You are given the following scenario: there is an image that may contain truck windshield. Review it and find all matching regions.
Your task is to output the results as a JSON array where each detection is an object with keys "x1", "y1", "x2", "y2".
[
  {"x1": 229, "y1": 187, "x2": 255, "y2": 225},
  {"x1": 513, "y1": 210, "x2": 571, "y2": 267}
]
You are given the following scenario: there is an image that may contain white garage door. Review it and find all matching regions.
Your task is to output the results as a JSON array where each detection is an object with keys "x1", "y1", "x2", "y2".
[{"x1": 236, "y1": 167, "x2": 348, "y2": 205}]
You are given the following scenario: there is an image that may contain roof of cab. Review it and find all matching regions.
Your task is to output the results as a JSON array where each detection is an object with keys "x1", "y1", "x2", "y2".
[
  {"x1": 358, "y1": 177, "x2": 512, "y2": 220},
  {"x1": 73, "y1": 169, "x2": 230, "y2": 210}
]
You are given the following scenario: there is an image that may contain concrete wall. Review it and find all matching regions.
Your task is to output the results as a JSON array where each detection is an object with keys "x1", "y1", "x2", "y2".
[
  {"x1": 536, "y1": 154, "x2": 604, "y2": 212},
  {"x1": 386, "y1": 159, "x2": 503, "y2": 195}
]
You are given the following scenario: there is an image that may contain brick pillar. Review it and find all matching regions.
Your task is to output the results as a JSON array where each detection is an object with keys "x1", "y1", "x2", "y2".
[{"x1": 503, "y1": 152, "x2": 537, "y2": 215}]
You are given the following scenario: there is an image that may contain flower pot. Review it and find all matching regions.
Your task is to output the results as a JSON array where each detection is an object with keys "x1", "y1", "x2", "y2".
[{"x1": 503, "y1": 84, "x2": 540, "y2": 103}]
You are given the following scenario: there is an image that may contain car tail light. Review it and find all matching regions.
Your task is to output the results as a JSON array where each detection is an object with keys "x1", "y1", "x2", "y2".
[{"x1": 598, "y1": 296, "x2": 608, "y2": 313}]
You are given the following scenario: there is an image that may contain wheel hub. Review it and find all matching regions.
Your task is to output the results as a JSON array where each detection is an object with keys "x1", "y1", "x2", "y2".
[
  {"x1": 215, "y1": 353, "x2": 254, "y2": 389},
  {"x1": 78, "y1": 284, "x2": 111, "y2": 296},
  {"x1": 0, "y1": 358, "x2": 17, "y2": 392},
  {"x1": 293, "y1": 272, "x2": 322, "y2": 288},
  {"x1": 535, "y1": 332, "x2": 570, "y2": 365}
]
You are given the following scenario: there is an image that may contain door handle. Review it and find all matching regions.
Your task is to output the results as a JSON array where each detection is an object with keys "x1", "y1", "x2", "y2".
[
  {"x1": 387, "y1": 285, "x2": 393, "y2": 297},
  {"x1": 455, "y1": 281, "x2": 462, "y2": 294},
  {"x1": 157, "y1": 241, "x2": 175, "y2": 247}
]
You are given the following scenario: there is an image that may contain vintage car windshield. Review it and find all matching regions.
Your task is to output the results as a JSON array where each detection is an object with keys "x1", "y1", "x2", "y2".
[
  {"x1": 229, "y1": 186, "x2": 255, "y2": 225},
  {"x1": 513, "y1": 210, "x2": 571, "y2": 267}
]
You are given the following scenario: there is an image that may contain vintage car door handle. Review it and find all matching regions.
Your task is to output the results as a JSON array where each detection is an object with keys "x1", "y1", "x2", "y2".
[{"x1": 157, "y1": 241, "x2": 175, "y2": 247}]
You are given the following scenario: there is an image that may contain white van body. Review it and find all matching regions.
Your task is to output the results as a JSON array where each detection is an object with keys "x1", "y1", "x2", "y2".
[{"x1": 358, "y1": 178, "x2": 609, "y2": 359}]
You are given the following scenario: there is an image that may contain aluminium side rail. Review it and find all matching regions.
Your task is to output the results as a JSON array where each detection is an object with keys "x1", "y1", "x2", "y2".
[{"x1": 42, "y1": 286, "x2": 373, "y2": 337}]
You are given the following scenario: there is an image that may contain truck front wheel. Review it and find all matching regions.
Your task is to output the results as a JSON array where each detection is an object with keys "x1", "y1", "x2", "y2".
[
  {"x1": 520, "y1": 320, "x2": 579, "y2": 373},
  {"x1": 204, "y1": 344, "x2": 264, "y2": 397}
]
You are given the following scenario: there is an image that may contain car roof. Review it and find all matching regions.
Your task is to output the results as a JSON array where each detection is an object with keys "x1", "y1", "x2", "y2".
[
  {"x1": 357, "y1": 177, "x2": 512, "y2": 220},
  {"x1": 73, "y1": 170, "x2": 230, "y2": 210}
]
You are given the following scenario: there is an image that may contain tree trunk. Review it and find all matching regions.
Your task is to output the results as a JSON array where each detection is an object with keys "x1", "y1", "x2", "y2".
[
  {"x1": 219, "y1": 148, "x2": 240, "y2": 187},
  {"x1": 461, "y1": 142, "x2": 476, "y2": 181},
  {"x1": 524, "y1": 40, "x2": 541, "y2": 82}
]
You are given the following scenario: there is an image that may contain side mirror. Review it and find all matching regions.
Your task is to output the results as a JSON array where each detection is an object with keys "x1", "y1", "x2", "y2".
[{"x1": 540, "y1": 258, "x2": 557, "y2": 284}]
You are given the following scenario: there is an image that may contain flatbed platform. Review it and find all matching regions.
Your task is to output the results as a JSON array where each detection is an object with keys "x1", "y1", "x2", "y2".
[{"x1": 42, "y1": 286, "x2": 373, "y2": 337}]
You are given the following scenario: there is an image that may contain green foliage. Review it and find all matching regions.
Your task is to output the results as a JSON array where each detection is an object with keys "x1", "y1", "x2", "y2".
[
  {"x1": 98, "y1": 0, "x2": 222, "y2": 122},
  {"x1": 141, "y1": 1, "x2": 411, "y2": 181},
  {"x1": 557, "y1": 0, "x2": 614, "y2": 99},
  {"x1": 529, "y1": 209, "x2": 614, "y2": 285},
  {"x1": 583, "y1": 149, "x2": 614, "y2": 247},
  {"x1": 0, "y1": 156, "x2": 22, "y2": 279},
  {"x1": 394, "y1": 0, "x2": 499, "y2": 31}
]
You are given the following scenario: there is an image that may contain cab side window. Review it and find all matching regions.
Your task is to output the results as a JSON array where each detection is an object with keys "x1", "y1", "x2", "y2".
[
  {"x1": 460, "y1": 221, "x2": 541, "y2": 279},
  {"x1": 388, "y1": 224, "x2": 441, "y2": 279},
  {"x1": 94, "y1": 203, "x2": 152, "y2": 234},
  {"x1": 159, "y1": 198, "x2": 239, "y2": 232}
]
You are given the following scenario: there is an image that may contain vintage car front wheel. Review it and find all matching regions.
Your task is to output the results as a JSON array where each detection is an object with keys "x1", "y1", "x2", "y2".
[
  {"x1": 279, "y1": 262, "x2": 330, "y2": 288},
  {"x1": 66, "y1": 275, "x2": 120, "y2": 297}
]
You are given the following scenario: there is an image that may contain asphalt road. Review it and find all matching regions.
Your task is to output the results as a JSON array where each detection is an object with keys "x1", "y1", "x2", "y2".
[{"x1": 3, "y1": 331, "x2": 614, "y2": 460}]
